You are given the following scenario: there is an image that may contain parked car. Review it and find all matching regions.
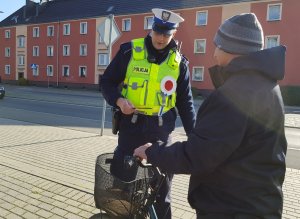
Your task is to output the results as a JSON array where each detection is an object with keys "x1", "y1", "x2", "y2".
[{"x1": 0, "y1": 86, "x2": 5, "y2": 99}]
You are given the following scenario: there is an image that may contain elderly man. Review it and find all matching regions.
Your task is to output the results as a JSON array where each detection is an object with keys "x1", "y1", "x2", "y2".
[{"x1": 134, "y1": 13, "x2": 287, "y2": 219}]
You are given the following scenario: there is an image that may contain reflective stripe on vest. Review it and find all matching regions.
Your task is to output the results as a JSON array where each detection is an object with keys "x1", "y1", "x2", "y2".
[{"x1": 121, "y1": 38, "x2": 180, "y2": 115}]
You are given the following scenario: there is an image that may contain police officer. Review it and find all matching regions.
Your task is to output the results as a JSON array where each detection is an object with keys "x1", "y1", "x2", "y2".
[{"x1": 101, "y1": 8, "x2": 196, "y2": 219}]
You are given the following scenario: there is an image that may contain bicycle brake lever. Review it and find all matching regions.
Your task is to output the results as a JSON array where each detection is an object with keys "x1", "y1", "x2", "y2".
[{"x1": 139, "y1": 159, "x2": 152, "y2": 167}]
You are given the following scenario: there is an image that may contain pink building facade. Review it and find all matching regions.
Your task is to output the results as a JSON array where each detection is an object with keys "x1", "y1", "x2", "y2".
[{"x1": 0, "y1": 0, "x2": 299, "y2": 93}]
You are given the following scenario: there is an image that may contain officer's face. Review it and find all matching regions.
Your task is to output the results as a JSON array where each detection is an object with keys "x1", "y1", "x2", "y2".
[{"x1": 151, "y1": 30, "x2": 175, "y2": 50}]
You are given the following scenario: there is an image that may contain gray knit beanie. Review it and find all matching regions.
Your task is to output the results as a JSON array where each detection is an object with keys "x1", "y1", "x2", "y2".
[{"x1": 214, "y1": 13, "x2": 264, "y2": 55}]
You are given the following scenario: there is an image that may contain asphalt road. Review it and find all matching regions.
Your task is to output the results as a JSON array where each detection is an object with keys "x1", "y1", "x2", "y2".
[{"x1": 0, "y1": 85, "x2": 187, "y2": 134}]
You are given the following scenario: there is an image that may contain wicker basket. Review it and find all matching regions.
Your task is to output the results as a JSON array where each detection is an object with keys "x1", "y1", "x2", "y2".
[{"x1": 94, "y1": 153, "x2": 154, "y2": 219}]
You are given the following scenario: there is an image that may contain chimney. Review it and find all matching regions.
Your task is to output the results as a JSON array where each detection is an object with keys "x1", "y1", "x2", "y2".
[
  {"x1": 23, "y1": 0, "x2": 36, "y2": 19},
  {"x1": 36, "y1": 3, "x2": 39, "y2": 16},
  {"x1": 23, "y1": 1, "x2": 28, "y2": 18}
]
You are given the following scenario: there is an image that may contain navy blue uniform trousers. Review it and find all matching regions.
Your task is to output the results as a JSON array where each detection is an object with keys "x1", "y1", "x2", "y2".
[{"x1": 110, "y1": 115, "x2": 174, "y2": 219}]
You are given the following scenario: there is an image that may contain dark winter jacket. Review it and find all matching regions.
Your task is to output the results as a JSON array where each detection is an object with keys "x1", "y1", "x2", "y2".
[
  {"x1": 146, "y1": 45, "x2": 287, "y2": 218},
  {"x1": 101, "y1": 34, "x2": 196, "y2": 135}
]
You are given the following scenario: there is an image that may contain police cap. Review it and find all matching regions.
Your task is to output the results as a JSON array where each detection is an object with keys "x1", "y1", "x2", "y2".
[{"x1": 152, "y1": 8, "x2": 184, "y2": 35}]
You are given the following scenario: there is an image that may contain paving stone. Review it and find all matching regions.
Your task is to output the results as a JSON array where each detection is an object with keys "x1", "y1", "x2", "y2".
[
  {"x1": 64, "y1": 212, "x2": 84, "y2": 219},
  {"x1": 65, "y1": 198, "x2": 81, "y2": 207},
  {"x1": 0, "y1": 202, "x2": 15, "y2": 211},
  {"x1": 10, "y1": 206, "x2": 26, "y2": 216},
  {"x1": 39, "y1": 202, "x2": 55, "y2": 211},
  {"x1": 36, "y1": 209, "x2": 53, "y2": 218},
  {"x1": 0, "y1": 208, "x2": 10, "y2": 217},
  {"x1": 78, "y1": 203, "x2": 96, "y2": 212},
  {"x1": 51, "y1": 207, "x2": 68, "y2": 217},
  {"x1": 23, "y1": 211, "x2": 41, "y2": 219},
  {"x1": 51, "y1": 200, "x2": 68, "y2": 209},
  {"x1": 24, "y1": 204, "x2": 39, "y2": 213},
  {"x1": 48, "y1": 215, "x2": 65, "y2": 219},
  {"x1": 78, "y1": 210, "x2": 94, "y2": 218},
  {"x1": 13, "y1": 200, "x2": 27, "y2": 208},
  {"x1": 65, "y1": 205, "x2": 82, "y2": 214},
  {"x1": 52, "y1": 195, "x2": 68, "y2": 202},
  {"x1": 58, "y1": 187, "x2": 74, "y2": 196},
  {"x1": 5, "y1": 213, "x2": 23, "y2": 219}
]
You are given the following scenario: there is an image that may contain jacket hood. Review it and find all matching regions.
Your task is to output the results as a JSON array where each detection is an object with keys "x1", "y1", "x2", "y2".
[{"x1": 225, "y1": 45, "x2": 286, "y2": 81}]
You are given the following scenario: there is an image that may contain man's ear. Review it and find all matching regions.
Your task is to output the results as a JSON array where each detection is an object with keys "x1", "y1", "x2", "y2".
[{"x1": 172, "y1": 30, "x2": 177, "y2": 37}]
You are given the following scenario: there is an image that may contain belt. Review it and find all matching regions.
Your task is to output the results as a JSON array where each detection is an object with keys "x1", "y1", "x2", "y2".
[
  {"x1": 131, "y1": 112, "x2": 164, "y2": 126},
  {"x1": 136, "y1": 111, "x2": 160, "y2": 116}
]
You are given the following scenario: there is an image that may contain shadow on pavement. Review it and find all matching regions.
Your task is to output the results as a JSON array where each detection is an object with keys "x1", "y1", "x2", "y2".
[{"x1": 89, "y1": 212, "x2": 111, "y2": 219}]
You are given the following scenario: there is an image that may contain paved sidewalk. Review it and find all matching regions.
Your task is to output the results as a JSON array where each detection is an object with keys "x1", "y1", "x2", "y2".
[
  {"x1": 0, "y1": 118, "x2": 300, "y2": 219},
  {"x1": 0, "y1": 118, "x2": 194, "y2": 219}
]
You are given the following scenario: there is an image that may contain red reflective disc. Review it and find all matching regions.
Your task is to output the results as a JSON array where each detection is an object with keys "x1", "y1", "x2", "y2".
[{"x1": 165, "y1": 80, "x2": 173, "y2": 91}]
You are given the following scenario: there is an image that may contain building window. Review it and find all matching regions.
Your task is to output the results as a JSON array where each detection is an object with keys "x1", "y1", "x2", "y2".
[
  {"x1": 98, "y1": 33, "x2": 104, "y2": 44},
  {"x1": 265, "y1": 35, "x2": 280, "y2": 48},
  {"x1": 5, "y1": 65, "x2": 10, "y2": 75},
  {"x1": 18, "y1": 55, "x2": 25, "y2": 66},
  {"x1": 33, "y1": 27, "x2": 40, "y2": 37},
  {"x1": 98, "y1": 53, "x2": 109, "y2": 66},
  {"x1": 5, "y1": 47, "x2": 10, "y2": 57},
  {"x1": 18, "y1": 35, "x2": 25, "y2": 48},
  {"x1": 47, "y1": 65, "x2": 53, "y2": 76},
  {"x1": 80, "y1": 22, "x2": 87, "y2": 34},
  {"x1": 62, "y1": 66, "x2": 70, "y2": 77},
  {"x1": 122, "y1": 18, "x2": 131, "y2": 31},
  {"x1": 79, "y1": 66, "x2": 87, "y2": 77},
  {"x1": 5, "y1": 30, "x2": 10, "y2": 38},
  {"x1": 47, "y1": 46, "x2": 54, "y2": 56},
  {"x1": 196, "y1": 11, "x2": 208, "y2": 26},
  {"x1": 267, "y1": 3, "x2": 282, "y2": 21},
  {"x1": 192, "y1": 67, "x2": 204, "y2": 81},
  {"x1": 63, "y1": 24, "x2": 70, "y2": 35},
  {"x1": 194, "y1": 39, "x2": 206, "y2": 53},
  {"x1": 47, "y1": 26, "x2": 54, "y2": 36},
  {"x1": 63, "y1": 45, "x2": 70, "y2": 56},
  {"x1": 80, "y1": 44, "x2": 87, "y2": 56},
  {"x1": 32, "y1": 65, "x2": 39, "y2": 76},
  {"x1": 144, "y1": 16, "x2": 154, "y2": 30},
  {"x1": 33, "y1": 46, "x2": 39, "y2": 56}
]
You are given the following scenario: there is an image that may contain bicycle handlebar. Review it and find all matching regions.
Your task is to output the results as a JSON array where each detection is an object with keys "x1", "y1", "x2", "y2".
[
  {"x1": 124, "y1": 155, "x2": 165, "y2": 179},
  {"x1": 124, "y1": 155, "x2": 152, "y2": 169}
]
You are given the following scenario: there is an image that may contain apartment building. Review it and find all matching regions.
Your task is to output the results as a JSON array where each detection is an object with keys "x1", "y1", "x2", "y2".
[{"x1": 0, "y1": 0, "x2": 299, "y2": 93}]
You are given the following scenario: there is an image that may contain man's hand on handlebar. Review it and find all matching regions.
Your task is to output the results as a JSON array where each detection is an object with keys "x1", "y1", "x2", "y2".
[{"x1": 133, "y1": 143, "x2": 152, "y2": 160}]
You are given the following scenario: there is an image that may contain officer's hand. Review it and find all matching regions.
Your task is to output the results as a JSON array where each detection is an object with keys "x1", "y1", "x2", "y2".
[
  {"x1": 116, "y1": 97, "x2": 135, "y2": 115},
  {"x1": 133, "y1": 143, "x2": 152, "y2": 160}
]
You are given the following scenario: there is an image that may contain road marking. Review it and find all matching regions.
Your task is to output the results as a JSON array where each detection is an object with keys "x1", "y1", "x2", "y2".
[{"x1": 288, "y1": 147, "x2": 300, "y2": 151}]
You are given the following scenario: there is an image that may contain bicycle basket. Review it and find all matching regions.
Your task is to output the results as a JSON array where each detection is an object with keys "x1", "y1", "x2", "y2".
[{"x1": 94, "y1": 153, "x2": 154, "y2": 218}]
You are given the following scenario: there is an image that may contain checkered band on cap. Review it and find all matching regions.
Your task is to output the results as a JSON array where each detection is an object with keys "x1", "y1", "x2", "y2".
[{"x1": 214, "y1": 13, "x2": 264, "y2": 55}]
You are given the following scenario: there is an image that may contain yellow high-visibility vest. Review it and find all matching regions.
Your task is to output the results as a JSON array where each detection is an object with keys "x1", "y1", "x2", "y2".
[{"x1": 122, "y1": 38, "x2": 181, "y2": 115}]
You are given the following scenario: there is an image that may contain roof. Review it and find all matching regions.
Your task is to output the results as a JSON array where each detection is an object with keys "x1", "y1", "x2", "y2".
[{"x1": 0, "y1": 0, "x2": 263, "y2": 27}]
